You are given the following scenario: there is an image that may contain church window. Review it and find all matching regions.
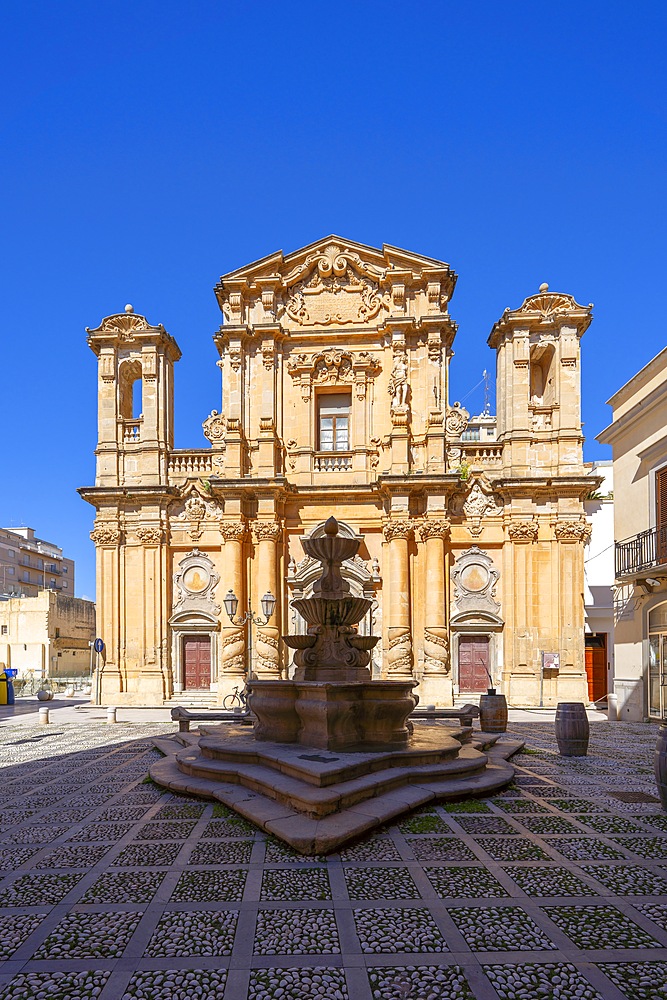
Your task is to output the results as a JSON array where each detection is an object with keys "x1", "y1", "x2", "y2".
[{"x1": 317, "y1": 393, "x2": 351, "y2": 452}]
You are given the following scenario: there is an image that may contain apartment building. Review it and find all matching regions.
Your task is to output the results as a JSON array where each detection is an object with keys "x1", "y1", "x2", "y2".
[{"x1": 0, "y1": 527, "x2": 75, "y2": 599}]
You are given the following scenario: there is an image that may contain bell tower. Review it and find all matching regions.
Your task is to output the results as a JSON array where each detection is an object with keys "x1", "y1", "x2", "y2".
[
  {"x1": 86, "y1": 306, "x2": 181, "y2": 487},
  {"x1": 488, "y1": 284, "x2": 592, "y2": 477}
]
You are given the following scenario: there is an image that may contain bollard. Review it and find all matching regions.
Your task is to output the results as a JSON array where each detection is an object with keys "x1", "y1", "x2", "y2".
[
  {"x1": 39, "y1": 707, "x2": 49, "y2": 725},
  {"x1": 607, "y1": 693, "x2": 618, "y2": 722},
  {"x1": 106, "y1": 707, "x2": 117, "y2": 724}
]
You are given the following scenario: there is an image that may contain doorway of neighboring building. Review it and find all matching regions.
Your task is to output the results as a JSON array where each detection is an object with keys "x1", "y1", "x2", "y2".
[
  {"x1": 183, "y1": 635, "x2": 211, "y2": 690},
  {"x1": 585, "y1": 633, "x2": 607, "y2": 703},
  {"x1": 458, "y1": 635, "x2": 490, "y2": 693}
]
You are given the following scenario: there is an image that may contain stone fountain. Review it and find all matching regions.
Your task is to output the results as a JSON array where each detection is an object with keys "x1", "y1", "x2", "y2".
[
  {"x1": 250, "y1": 516, "x2": 417, "y2": 751},
  {"x1": 151, "y1": 516, "x2": 523, "y2": 854}
]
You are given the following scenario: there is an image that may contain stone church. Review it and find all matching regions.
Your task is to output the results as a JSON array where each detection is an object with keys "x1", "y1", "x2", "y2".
[{"x1": 80, "y1": 236, "x2": 595, "y2": 707}]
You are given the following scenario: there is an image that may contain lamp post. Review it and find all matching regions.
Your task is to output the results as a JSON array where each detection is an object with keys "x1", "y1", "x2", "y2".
[{"x1": 223, "y1": 589, "x2": 276, "y2": 680}]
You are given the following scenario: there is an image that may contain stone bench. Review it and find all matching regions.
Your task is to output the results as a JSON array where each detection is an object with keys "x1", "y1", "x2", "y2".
[
  {"x1": 170, "y1": 706, "x2": 248, "y2": 733},
  {"x1": 172, "y1": 702, "x2": 480, "y2": 734},
  {"x1": 411, "y1": 704, "x2": 480, "y2": 728}
]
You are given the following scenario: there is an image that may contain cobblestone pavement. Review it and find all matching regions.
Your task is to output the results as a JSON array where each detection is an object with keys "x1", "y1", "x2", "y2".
[{"x1": 0, "y1": 719, "x2": 666, "y2": 999}]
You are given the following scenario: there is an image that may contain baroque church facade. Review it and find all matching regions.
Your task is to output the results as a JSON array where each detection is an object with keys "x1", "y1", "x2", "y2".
[{"x1": 80, "y1": 236, "x2": 594, "y2": 707}]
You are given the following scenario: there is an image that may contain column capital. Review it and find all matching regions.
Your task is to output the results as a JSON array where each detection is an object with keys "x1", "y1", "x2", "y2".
[
  {"x1": 418, "y1": 518, "x2": 451, "y2": 541},
  {"x1": 554, "y1": 518, "x2": 590, "y2": 543},
  {"x1": 383, "y1": 519, "x2": 415, "y2": 542},
  {"x1": 252, "y1": 520, "x2": 283, "y2": 543},
  {"x1": 90, "y1": 523, "x2": 121, "y2": 545},
  {"x1": 507, "y1": 520, "x2": 538, "y2": 542},
  {"x1": 219, "y1": 520, "x2": 247, "y2": 542}
]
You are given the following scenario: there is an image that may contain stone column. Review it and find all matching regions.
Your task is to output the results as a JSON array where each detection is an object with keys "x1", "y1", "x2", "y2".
[
  {"x1": 383, "y1": 519, "x2": 414, "y2": 679},
  {"x1": 90, "y1": 521, "x2": 123, "y2": 703},
  {"x1": 218, "y1": 521, "x2": 247, "y2": 703},
  {"x1": 419, "y1": 518, "x2": 453, "y2": 707},
  {"x1": 252, "y1": 521, "x2": 282, "y2": 679},
  {"x1": 555, "y1": 518, "x2": 590, "y2": 703}
]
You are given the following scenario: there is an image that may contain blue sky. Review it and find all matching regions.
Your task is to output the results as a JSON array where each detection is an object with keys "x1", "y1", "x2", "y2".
[{"x1": 1, "y1": 1, "x2": 665, "y2": 600}]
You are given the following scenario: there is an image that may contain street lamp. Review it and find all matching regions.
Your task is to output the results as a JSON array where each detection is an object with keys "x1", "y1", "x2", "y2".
[{"x1": 223, "y1": 589, "x2": 276, "y2": 678}]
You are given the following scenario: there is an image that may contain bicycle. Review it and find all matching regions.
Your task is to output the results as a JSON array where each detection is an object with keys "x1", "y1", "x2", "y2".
[{"x1": 223, "y1": 684, "x2": 249, "y2": 712}]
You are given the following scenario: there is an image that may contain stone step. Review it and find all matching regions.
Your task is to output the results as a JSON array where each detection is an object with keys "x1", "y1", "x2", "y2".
[
  {"x1": 165, "y1": 696, "x2": 218, "y2": 709},
  {"x1": 197, "y1": 726, "x2": 470, "y2": 787},
  {"x1": 174, "y1": 742, "x2": 490, "y2": 819},
  {"x1": 149, "y1": 740, "x2": 523, "y2": 855}
]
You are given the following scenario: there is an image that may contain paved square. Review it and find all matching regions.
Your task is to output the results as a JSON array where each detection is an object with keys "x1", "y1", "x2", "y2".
[{"x1": 1, "y1": 716, "x2": 667, "y2": 999}]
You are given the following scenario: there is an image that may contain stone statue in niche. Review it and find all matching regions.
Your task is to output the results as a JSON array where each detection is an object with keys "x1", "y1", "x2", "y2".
[{"x1": 389, "y1": 351, "x2": 409, "y2": 409}]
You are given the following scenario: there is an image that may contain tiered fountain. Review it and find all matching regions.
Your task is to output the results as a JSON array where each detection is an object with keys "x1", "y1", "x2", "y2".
[
  {"x1": 151, "y1": 517, "x2": 522, "y2": 853},
  {"x1": 251, "y1": 516, "x2": 417, "y2": 751}
]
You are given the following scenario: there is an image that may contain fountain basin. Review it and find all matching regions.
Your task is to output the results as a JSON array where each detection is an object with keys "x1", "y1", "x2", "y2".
[
  {"x1": 291, "y1": 596, "x2": 371, "y2": 626},
  {"x1": 249, "y1": 678, "x2": 418, "y2": 752}
]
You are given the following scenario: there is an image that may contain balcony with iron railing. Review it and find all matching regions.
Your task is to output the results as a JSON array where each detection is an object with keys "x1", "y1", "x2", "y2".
[{"x1": 615, "y1": 525, "x2": 667, "y2": 579}]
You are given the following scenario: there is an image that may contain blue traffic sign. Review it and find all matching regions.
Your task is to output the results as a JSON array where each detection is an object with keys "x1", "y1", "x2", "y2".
[{"x1": 94, "y1": 638, "x2": 105, "y2": 653}]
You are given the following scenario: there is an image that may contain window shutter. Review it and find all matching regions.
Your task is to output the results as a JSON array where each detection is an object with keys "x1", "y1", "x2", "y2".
[{"x1": 657, "y1": 468, "x2": 667, "y2": 529}]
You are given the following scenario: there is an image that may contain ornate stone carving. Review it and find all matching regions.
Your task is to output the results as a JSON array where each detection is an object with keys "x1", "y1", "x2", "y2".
[
  {"x1": 252, "y1": 521, "x2": 282, "y2": 543},
  {"x1": 136, "y1": 525, "x2": 162, "y2": 544},
  {"x1": 383, "y1": 520, "x2": 415, "y2": 542},
  {"x1": 90, "y1": 524, "x2": 121, "y2": 545},
  {"x1": 514, "y1": 291, "x2": 589, "y2": 322},
  {"x1": 313, "y1": 350, "x2": 353, "y2": 383},
  {"x1": 423, "y1": 628, "x2": 450, "y2": 675},
  {"x1": 90, "y1": 311, "x2": 162, "y2": 341},
  {"x1": 445, "y1": 402, "x2": 470, "y2": 437},
  {"x1": 220, "y1": 627, "x2": 245, "y2": 675},
  {"x1": 173, "y1": 549, "x2": 220, "y2": 616},
  {"x1": 451, "y1": 546, "x2": 501, "y2": 617},
  {"x1": 182, "y1": 496, "x2": 207, "y2": 521},
  {"x1": 388, "y1": 629, "x2": 413, "y2": 674},
  {"x1": 508, "y1": 520, "x2": 538, "y2": 542},
  {"x1": 418, "y1": 518, "x2": 451, "y2": 541},
  {"x1": 227, "y1": 344, "x2": 242, "y2": 371},
  {"x1": 446, "y1": 446, "x2": 462, "y2": 472},
  {"x1": 428, "y1": 335, "x2": 442, "y2": 362},
  {"x1": 554, "y1": 518, "x2": 591, "y2": 542},
  {"x1": 287, "y1": 350, "x2": 379, "y2": 403},
  {"x1": 219, "y1": 521, "x2": 247, "y2": 542},
  {"x1": 174, "y1": 493, "x2": 223, "y2": 542},
  {"x1": 451, "y1": 480, "x2": 503, "y2": 521},
  {"x1": 280, "y1": 243, "x2": 389, "y2": 327},
  {"x1": 254, "y1": 630, "x2": 280, "y2": 675},
  {"x1": 261, "y1": 340, "x2": 276, "y2": 371},
  {"x1": 202, "y1": 410, "x2": 226, "y2": 443}
]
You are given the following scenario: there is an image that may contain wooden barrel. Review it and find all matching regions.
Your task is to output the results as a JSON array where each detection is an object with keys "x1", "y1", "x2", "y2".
[
  {"x1": 654, "y1": 724, "x2": 667, "y2": 811},
  {"x1": 555, "y1": 702, "x2": 589, "y2": 756},
  {"x1": 479, "y1": 693, "x2": 508, "y2": 733}
]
